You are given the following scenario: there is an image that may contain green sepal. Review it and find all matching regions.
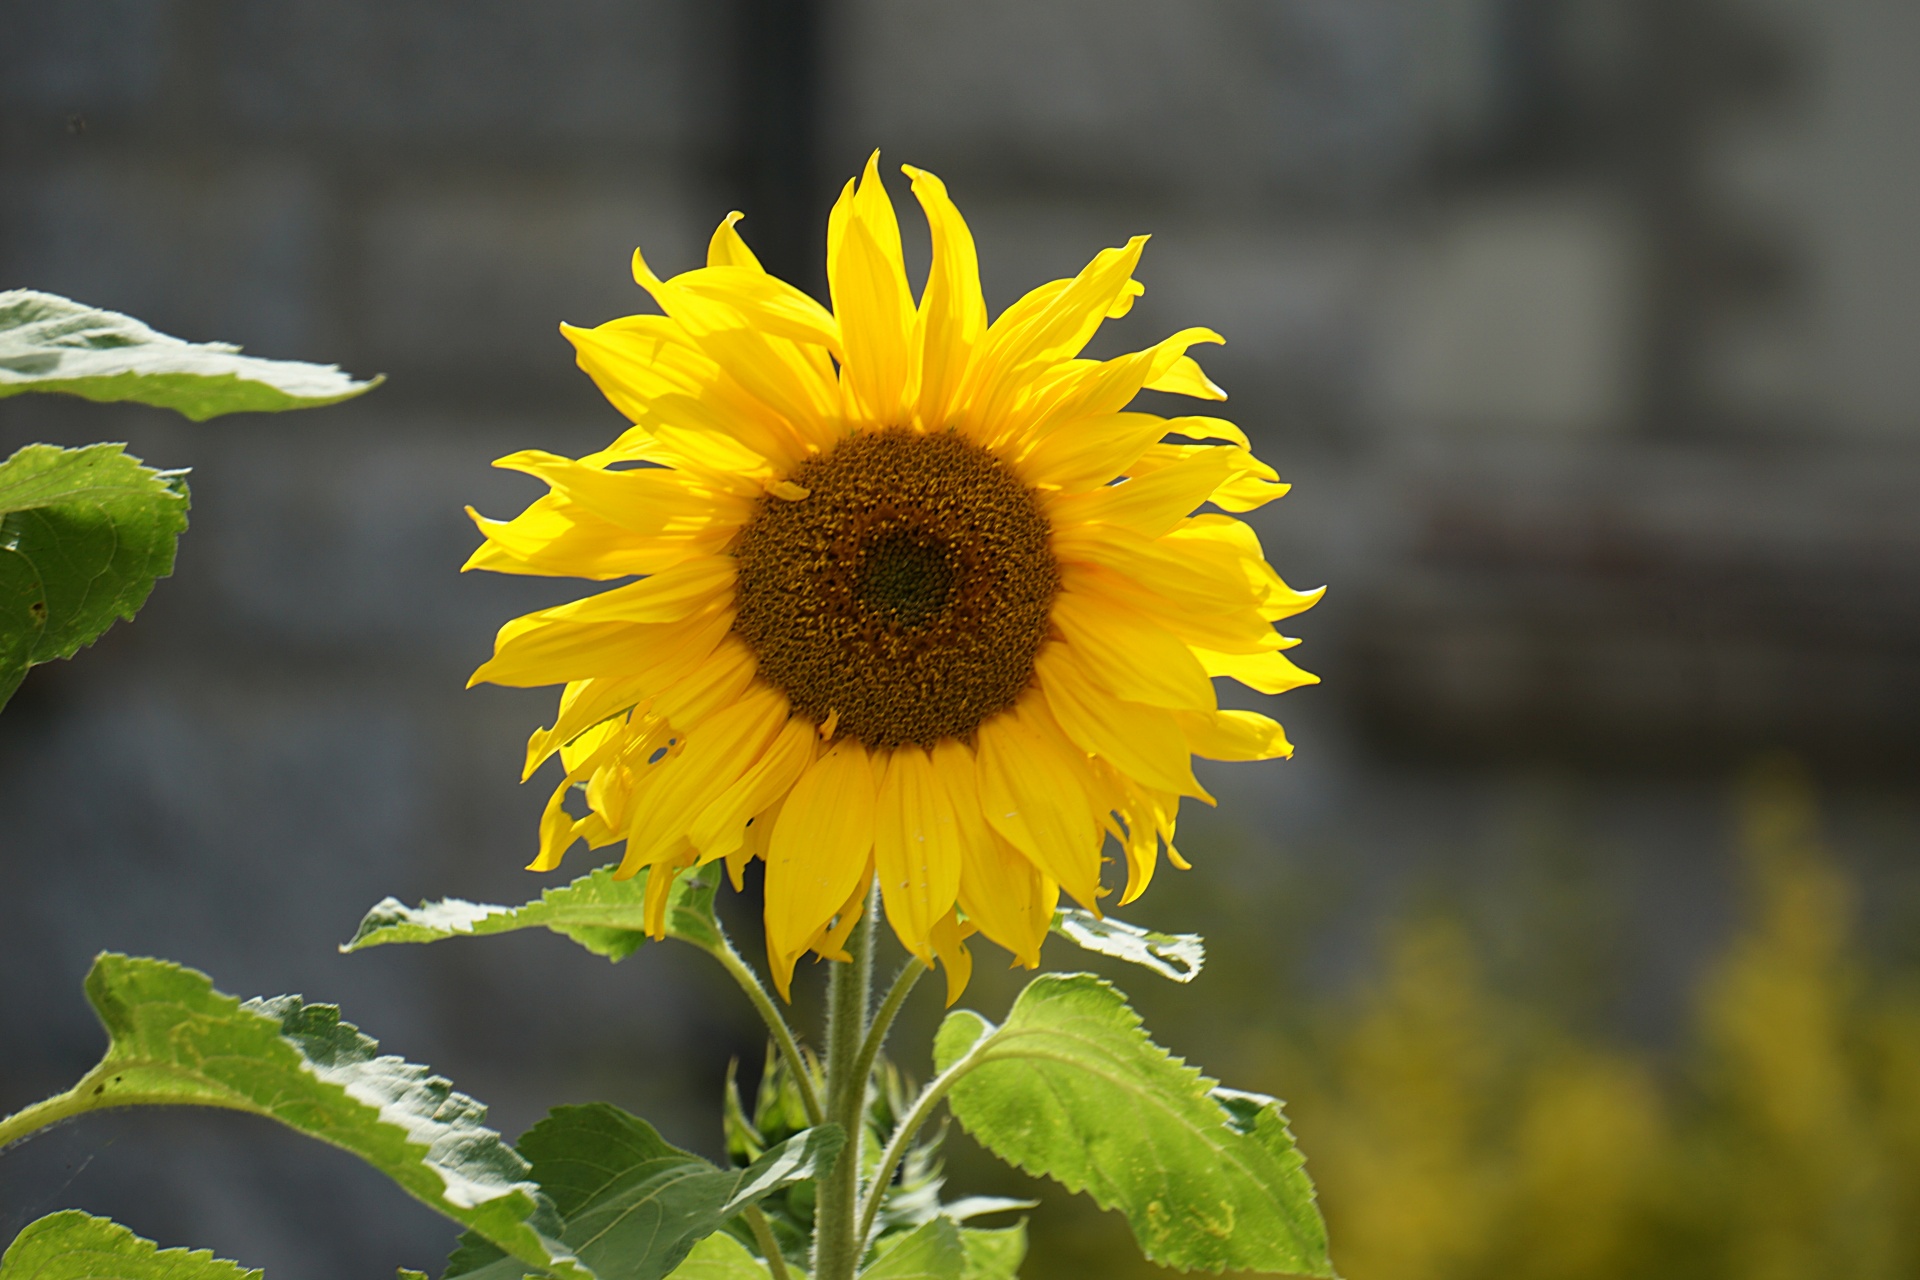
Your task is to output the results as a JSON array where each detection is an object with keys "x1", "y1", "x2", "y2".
[
  {"x1": 935, "y1": 973, "x2": 1333, "y2": 1276},
  {"x1": 0, "y1": 954, "x2": 585, "y2": 1280},
  {"x1": 0, "y1": 290, "x2": 379, "y2": 420},
  {"x1": 0, "y1": 1211, "x2": 260, "y2": 1280},
  {"x1": 861, "y1": 1218, "x2": 964, "y2": 1280},
  {"x1": 1050, "y1": 907, "x2": 1205, "y2": 982},
  {"x1": 659, "y1": 1234, "x2": 769, "y2": 1280},
  {"x1": 343, "y1": 865, "x2": 723, "y2": 963},
  {"x1": 0, "y1": 443, "x2": 189, "y2": 708},
  {"x1": 447, "y1": 1103, "x2": 843, "y2": 1280},
  {"x1": 956, "y1": 1225, "x2": 1026, "y2": 1280}
]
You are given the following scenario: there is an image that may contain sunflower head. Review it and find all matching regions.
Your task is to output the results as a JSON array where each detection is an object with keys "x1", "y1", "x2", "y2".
[{"x1": 466, "y1": 153, "x2": 1321, "y2": 1000}]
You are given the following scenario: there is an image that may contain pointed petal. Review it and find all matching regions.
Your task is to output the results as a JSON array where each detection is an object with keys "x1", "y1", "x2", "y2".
[
  {"x1": 1035, "y1": 641, "x2": 1208, "y2": 800},
  {"x1": 765, "y1": 741, "x2": 878, "y2": 988},
  {"x1": 874, "y1": 746, "x2": 964, "y2": 963},
  {"x1": 973, "y1": 696, "x2": 1104, "y2": 910},
  {"x1": 904, "y1": 165, "x2": 987, "y2": 429}
]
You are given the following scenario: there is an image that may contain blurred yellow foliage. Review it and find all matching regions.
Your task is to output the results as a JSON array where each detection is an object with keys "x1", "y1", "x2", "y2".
[{"x1": 1283, "y1": 765, "x2": 1920, "y2": 1280}]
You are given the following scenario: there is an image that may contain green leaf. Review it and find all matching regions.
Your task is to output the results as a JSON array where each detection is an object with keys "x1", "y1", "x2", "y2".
[
  {"x1": 448, "y1": 1104, "x2": 843, "y2": 1280},
  {"x1": 343, "y1": 865, "x2": 723, "y2": 963},
  {"x1": 957, "y1": 1225, "x2": 1025, "y2": 1280},
  {"x1": 1051, "y1": 908, "x2": 1204, "y2": 982},
  {"x1": 0, "y1": 290, "x2": 379, "y2": 420},
  {"x1": 934, "y1": 974, "x2": 1332, "y2": 1277},
  {"x1": 34, "y1": 954, "x2": 583, "y2": 1280},
  {"x1": 0, "y1": 1212, "x2": 259, "y2": 1280},
  {"x1": 861, "y1": 1219, "x2": 964, "y2": 1280},
  {"x1": 0, "y1": 443, "x2": 189, "y2": 708},
  {"x1": 660, "y1": 1234, "x2": 770, "y2": 1280}
]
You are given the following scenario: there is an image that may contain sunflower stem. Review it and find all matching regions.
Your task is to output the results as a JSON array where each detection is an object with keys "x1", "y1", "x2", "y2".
[
  {"x1": 850, "y1": 957, "x2": 927, "y2": 1110},
  {"x1": 812, "y1": 885, "x2": 877, "y2": 1280},
  {"x1": 705, "y1": 935, "x2": 824, "y2": 1126},
  {"x1": 854, "y1": 1026, "x2": 995, "y2": 1254},
  {"x1": 742, "y1": 1204, "x2": 794, "y2": 1280}
]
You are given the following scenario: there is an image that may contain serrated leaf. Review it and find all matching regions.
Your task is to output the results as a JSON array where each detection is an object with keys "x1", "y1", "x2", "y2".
[
  {"x1": 957, "y1": 1225, "x2": 1026, "y2": 1280},
  {"x1": 448, "y1": 1104, "x2": 843, "y2": 1280},
  {"x1": 861, "y1": 1218, "x2": 964, "y2": 1280},
  {"x1": 934, "y1": 974, "x2": 1331, "y2": 1277},
  {"x1": 343, "y1": 865, "x2": 722, "y2": 963},
  {"x1": 659, "y1": 1234, "x2": 770, "y2": 1280},
  {"x1": 1051, "y1": 908, "x2": 1204, "y2": 982},
  {"x1": 42, "y1": 954, "x2": 582, "y2": 1279},
  {"x1": 0, "y1": 1211, "x2": 259, "y2": 1280},
  {"x1": 0, "y1": 290, "x2": 379, "y2": 420},
  {"x1": 0, "y1": 443, "x2": 189, "y2": 708}
]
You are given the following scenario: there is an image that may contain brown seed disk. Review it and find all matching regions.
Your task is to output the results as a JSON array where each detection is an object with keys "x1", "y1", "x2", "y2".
[{"x1": 731, "y1": 427, "x2": 1058, "y2": 749}]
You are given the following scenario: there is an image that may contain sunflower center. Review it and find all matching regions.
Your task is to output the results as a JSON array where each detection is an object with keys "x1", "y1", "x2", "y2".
[{"x1": 731, "y1": 427, "x2": 1057, "y2": 749}]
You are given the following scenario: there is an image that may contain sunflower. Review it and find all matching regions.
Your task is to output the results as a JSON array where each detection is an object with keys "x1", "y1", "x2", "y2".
[{"x1": 466, "y1": 155, "x2": 1320, "y2": 999}]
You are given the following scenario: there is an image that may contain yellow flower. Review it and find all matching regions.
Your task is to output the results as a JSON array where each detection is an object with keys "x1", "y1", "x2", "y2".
[{"x1": 466, "y1": 154, "x2": 1320, "y2": 999}]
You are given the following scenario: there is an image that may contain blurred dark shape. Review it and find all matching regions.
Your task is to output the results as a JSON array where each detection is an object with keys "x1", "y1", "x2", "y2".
[{"x1": 729, "y1": 0, "x2": 826, "y2": 298}]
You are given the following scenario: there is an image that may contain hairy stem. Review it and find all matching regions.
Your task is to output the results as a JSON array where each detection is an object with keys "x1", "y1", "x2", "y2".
[
  {"x1": 811, "y1": 887, "x2": 877, "y2": 1280},
  {"x1": 0, "y1": 1068, "x2": 239, "y2": 1152},
  {"x1": 849, "y1": 957, "x2": 927, "y2": 1108},
  {"x1": 741, "y1": 1204, "x2": 793, "y2": 1280},
  {"x1": 705, "y1": 938, "x2": 824, "y2": 1126},
  {"x1": 854, "y1": 1030, "x2": 994, "y2": 1254}
]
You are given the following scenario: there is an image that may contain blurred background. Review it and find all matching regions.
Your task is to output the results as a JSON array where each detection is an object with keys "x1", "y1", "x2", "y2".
[{"x1": 3, "y1": 2, "x2": 1918, "y2": 1277}]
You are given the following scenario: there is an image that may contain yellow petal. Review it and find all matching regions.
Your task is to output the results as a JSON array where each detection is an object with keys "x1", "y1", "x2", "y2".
[
  {"x1": 903, "y1": 165, "x2": 987, "y2": 430},
  {"x1": 529, "y1": 556, "x2": 735, "y2": 626},
  {"x1": 1160, "y1": 415, "x2": 1252, "y2": 449},
  {"x1": 1047, "y1": 445, "x2": 1238, "y2": 539},
  {"x1": 465, "y1": 498, "x2": 726, "y2": 580},
  {"x1": 1014, "y1": 412, "x2": 1169, "y2": 494},
  {"x1": 1195, "y1": 647, "x2": 1320, "y2": 695},
  {"x1": 619, "y1": 683, "x2": 790, "y2": 873},
  {"x1": 524, "y1": 674, "x2": 652, "y2": 779},
  {"x1": 1060, "y1": 561, "x2": 1282, "y2": 655},
  {"x1": 765, "y1": 741, "x2": 878, "y2": 989},
  {"x1": 1035, "y1": 642, "x2": 1208, "y2": 800},
  {"x1": 1007, "y1": 328, "x2": 1222, "y2": 460},
  {"x1": 631, "y1": 248, "x2": 842, "y2": 449},
  {"x1": 689, "y1": 714, "x2": 818, "y2": 862},
  {"x1": 1175, "y1": 708, "x2": 1295, "y2": 761},
  {"x1": 833, "y1": 213, "x2": 914, "y2": 425},
  {"x1": 1053, "y1": 520, "x2": 1261, "y2": 617},
  {"x1": 529, "y1": 728, "x2": 625, "y2": 872},
  {"x1": 973, "y1": 696, "x2": 1104, "y2": 910},
  {"x1": 648, "y1": 636, "x2": 759, "y2": 728},
  {"x1": 471, "y1": 600, "x2": 733, "y2": 690},
  {"x1": 1164, "y1": 516, "x2": 1324, "y2": 621},
  {"x1": 959, "y1": 237, "x2": 1150, "y2": 433},
  {"x1": 810, "y1": 864, "x2": 875, "y2": 964},
  {"x1": 1050, "y1": 585, "x2": 1215, "y2": 711},
  {"x1": 707, "y1": 211, "x2": 763, "y2": 270},
  {"x1": 1142, "y1": 352, "x2": 1226, "y2": 400},
  {"x1": 494, "y1": 450, "x2": 755, "y2": 540},
  {"x1": 929, "y1": 910, "x2": 977, "y2": 1006},
  {"x1": 873, "y1": 746, "x2": 964, "y2": 964}
]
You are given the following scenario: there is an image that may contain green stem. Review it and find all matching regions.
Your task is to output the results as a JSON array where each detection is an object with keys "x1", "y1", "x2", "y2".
[
  {"x1": 854, "y1": 1030, "x2": 994, "y2": 1254},
  {"x1": 0, "y1": 1069, "x2": 235, "y2": 1152},
  {"x1": 741, "y1": 1204, "x2": 793, "y2": 1280},
  {"x1": 0, "y1": 1086, "x2": 94, "y2": 1151},
  {"x1": 811, "y1": 887, "x2": 877, "y2": 1280},
  {"x1": 849, "y1": 958, "x2": 926, "y2": 1109},
  {"x1": 705, "y1": 937, "x2": 825, "y2": 1127}
]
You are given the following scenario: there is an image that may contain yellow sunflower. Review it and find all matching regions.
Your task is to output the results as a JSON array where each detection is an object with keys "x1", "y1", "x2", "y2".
[{"x1": 466, "y1": 154, "x2": 1320, "y2": 999}]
